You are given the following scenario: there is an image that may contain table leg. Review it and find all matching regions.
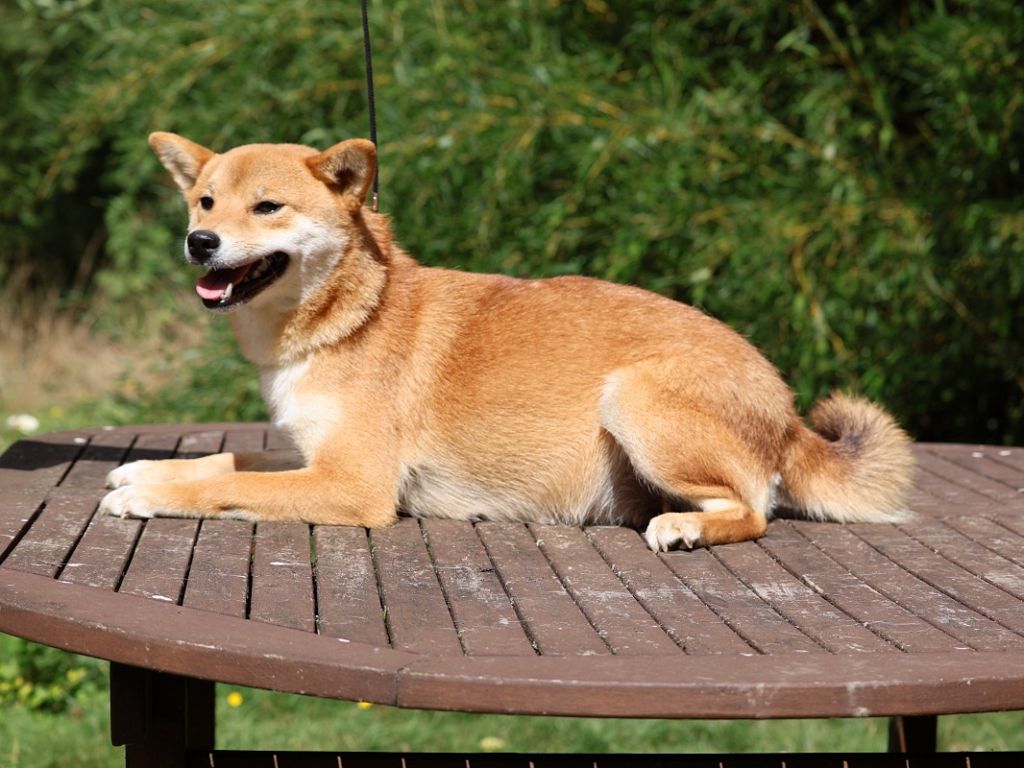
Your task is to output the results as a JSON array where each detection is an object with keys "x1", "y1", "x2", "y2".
[
  {"x1": 110, "y1": 663, "x2": 215, "y2": 768},
  {"x1": 888, "y1": 715, "x2": 937, "y2": 753}
]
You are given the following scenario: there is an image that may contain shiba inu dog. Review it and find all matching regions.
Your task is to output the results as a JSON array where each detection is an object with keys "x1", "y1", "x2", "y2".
[{"x1": 99, "y1": 132, "x2": 914, "y2": 550}]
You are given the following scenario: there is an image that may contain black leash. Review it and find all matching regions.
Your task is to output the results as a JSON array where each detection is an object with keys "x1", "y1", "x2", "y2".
[{"x1": 360, "y1": 0, "x2": 379, "y2": 212}]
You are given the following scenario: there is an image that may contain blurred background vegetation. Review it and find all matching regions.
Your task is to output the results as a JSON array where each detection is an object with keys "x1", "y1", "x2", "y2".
[
  {"x1": 1, "y1": 0, "x2": 1023, "y2": 763},
  {"x1": 1, "y1": 0, "x2": 1021, "y2": 445}
]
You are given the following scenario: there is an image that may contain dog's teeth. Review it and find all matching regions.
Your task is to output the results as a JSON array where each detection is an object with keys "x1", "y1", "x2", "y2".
[{"x1": 221, "y1": 282, "x2": 234, "y2": 302}]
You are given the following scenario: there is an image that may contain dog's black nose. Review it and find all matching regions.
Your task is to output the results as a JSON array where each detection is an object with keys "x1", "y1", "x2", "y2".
[{"x1": 187, "y1": 230, "x2": 221, "y2": 263}]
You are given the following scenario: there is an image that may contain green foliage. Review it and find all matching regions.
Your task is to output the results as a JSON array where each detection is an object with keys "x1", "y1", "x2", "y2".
[
  {"x1": 1, "y1": 0, "x2": 1022, "y2": 441},
  {"x1": 0, "y1": 635, "x2": 104, "y2": 713}
]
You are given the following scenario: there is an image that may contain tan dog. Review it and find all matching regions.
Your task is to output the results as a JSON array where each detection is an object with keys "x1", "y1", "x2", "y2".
[{"x1": 99, "y1": 133, "x2": 914, "y2": 550}]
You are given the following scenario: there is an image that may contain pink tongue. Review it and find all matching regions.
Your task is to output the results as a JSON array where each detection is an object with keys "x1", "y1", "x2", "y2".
[{"x1": 195, "y1": 265, "x2": 252, "y2": 300}]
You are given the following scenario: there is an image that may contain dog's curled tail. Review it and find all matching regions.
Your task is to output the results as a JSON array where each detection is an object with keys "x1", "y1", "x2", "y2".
[{"x1": 778, "y1": 392, "x2": 914, "y2": 523}]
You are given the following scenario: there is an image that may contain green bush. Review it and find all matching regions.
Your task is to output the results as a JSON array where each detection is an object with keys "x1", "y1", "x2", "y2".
[
  {"x1": 1, "y1": 0, "x2": 1021, "y2": 442},
  {"x1": 0, "y1": 635, "x2": 104, "y2": 713}
]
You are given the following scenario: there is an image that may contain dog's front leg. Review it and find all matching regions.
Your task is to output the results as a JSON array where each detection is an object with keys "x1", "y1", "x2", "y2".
[
  {"x1": 98, "y1": 464, "x2": 397, "y2": 528},
  {"x1": 105, "y1": 450, "x2": 303, "y2": 489}
]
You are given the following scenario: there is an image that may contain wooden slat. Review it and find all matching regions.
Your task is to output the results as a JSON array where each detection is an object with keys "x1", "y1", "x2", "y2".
[
  {"x1": 943, "y1": 515, "x2": 1024, "y2": 568},
  {"x1": 264, "y1": 427, "x2": 295, "y2": 452},
  {"x1": 313, "y1": 526, "x2": 388, "y2": 647},
  {"x1": 370, "y1": 519, "x2": 461, "y2": 655},
  {"x1": 714, "y1": 539, "x2": 894, "y2": 654},
  {"x1": 119, "y1": 518, "x2": 200, "y2": 603},
  {"x1": 221, "y1": 429, "x2": 266, "y2": 454},
  {"x1": 901, "y1": 517, "x2": 1024, "y2": 590},
  {"x1": 183, "y1": 520, "x2": 253, "y2": 618},
  {"x1": 916, "y1": 449, "x2": 1024, "y2": 506},
  {"x1": 912, "y1": 459, "x2": 1001, "y2": 511},
  {"x1": 421, "y1": 520, "x2": 534, "y2": 657},
  {"x1": 5, "y1": 432, "x2": 176, "y2": 577},
  {"x1": 176, "y1": 430, "x2": 224, "y2": 458},
  {"x1": 530, "y1": 525, "x2": 680, "y2": 656},
  {"x1": 476, "y1": 522, "x2": 608, "y2": 656},
  {"x1": 760, "y1": 522, "x2": 967, "y2": 653},
  {"x1": 997, "y1": 512, "x2": 1024, "y2": 539},
  {"x1": 58, "y1": 430, "x2": 137, "y2": 490},
  {"x1": 59, "y1": 515, "x2": 143, "y2": 589},
  {"x1": 927, "y1": 444, "x2": 1024, "y2": 488},
  {"x1": 0, "y1": 432, "x2": 88, "y2": 564},
  {"x1": 181, "y1": 751, "x2": 1019, "y2": 768},
  {"x1": 3, "y1": 487, "x2": 101, "y2": 577},
  {"x1": 661, "y1": 547, "x2": 825, "y2": 655},
  {"x1": 797, "y1": 522, "x2": 1019, "y2": 650},
  {"x1": 249, "y1": 522, "x2": 316, "y2": 632},
  {"x1": 853, "y1": 523, "x2": 1024, "y2": 636},
  {"x1": 587, "y1": 527, "x2": 754, "y2": 655},
  {"x1": 58, "y1": 432, "x2": 180, "y2": 589}
]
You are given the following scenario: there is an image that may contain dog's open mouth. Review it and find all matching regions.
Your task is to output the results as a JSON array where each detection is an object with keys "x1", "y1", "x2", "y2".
[{"x1": 195, "y1": 252, "x2": 289, "y2": 310}]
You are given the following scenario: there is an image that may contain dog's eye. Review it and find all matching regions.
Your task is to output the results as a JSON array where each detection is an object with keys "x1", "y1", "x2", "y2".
[
  {"x1": 199, "y1": 196, "x2": 214, "y2": 211},
  {"x1": 254, "y1": 201, "x2": 283, "y2": 215}
]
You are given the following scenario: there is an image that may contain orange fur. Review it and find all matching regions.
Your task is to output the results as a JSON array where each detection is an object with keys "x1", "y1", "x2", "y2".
[{"x1": 100, "y1": 134, "x2": 915, "y2": 550}]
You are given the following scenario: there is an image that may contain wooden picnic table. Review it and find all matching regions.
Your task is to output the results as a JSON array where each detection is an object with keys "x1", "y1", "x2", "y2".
[{"x1": 1, "y1": 423, "x2": 1023, "y2": 767}]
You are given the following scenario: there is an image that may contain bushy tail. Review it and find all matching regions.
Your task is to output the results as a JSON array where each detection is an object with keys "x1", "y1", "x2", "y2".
[{"x1": 778, "y1": 393, "x2": 914, "y2": 523}]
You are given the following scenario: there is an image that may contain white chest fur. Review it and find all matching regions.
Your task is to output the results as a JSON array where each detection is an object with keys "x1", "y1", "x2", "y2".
[{"x1": 259, "y1": 360, "x2": 331, "y2": 456}]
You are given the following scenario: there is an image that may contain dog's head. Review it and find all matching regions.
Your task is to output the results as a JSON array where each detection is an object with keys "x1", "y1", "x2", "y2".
[{"x1": 149, "y1": 132, "x2": 376, "y2": 313}]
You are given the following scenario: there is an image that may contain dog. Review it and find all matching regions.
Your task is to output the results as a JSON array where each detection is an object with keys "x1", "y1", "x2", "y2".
[{"x1": 99, "y1": 132, "x2": 914, "y2": 550}]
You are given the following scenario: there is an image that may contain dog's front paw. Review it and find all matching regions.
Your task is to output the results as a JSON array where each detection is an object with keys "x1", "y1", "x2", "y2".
[
  {"x1": 99, "y1": 485, "x2": 161, "y2": 519},
  {"x1": 106, "y1": 460, "x2": 161, "y2": 489},
  {"x1": 644, "y1": 513, "x2": 703, "y2": 552}
]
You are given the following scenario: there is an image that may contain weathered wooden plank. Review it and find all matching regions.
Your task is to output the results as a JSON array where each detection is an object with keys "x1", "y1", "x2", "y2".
[
  {"x1": 916, "y1": 448, "x2": 1024, "y2": 506},
  {"x1": 59, "y1": 515, "x2": 143, "y2": 590},
  {"x1": 249, "y1": 522, "x2": 316, "y2": 632},
  {"x1": 760, "y1": 522, "x2": 966, "y2": 653},
  {"x1": 183, "y1": 520, "x2": 253, "y2": 618},
  {"x1": 476, "y1": 522, "x2": 608, "y2": 656},
  {"x1": 419, "y1": 520, "x2": 534, "y2": 657},
  {"x1": 530, "y1": 525, "x2": 680, "y2": 656},
  {"x1": 370, "y1": 519, "x2": 461, "y2": 655},
  {"x1": 911, "y1": 458, "x2": 1002, "y2": 511},
  {"x1": 59, "y1": 430, "x2": 137, "y2": 490},
  {"x1": 797, "y1": 521, "x2": 1018, "y2": 650},
  {"x1": 264, "y1": 427, "x2": 295, "y2": 452},
  {"x1": 715, "y1": 538, "x2": 894, "y2": 654},
  {"x1": 942, "y1": 515, "x2": 1024, "y2": 568},
  {"x1": 661, "y1": 546, "x2": 824, "y2": 655},
  {"x1": 3, "y1": 487, "x2": 100, "y2": 577},
  {"x1": 313, "y1": 526, "x2": 389, "y2": 647},
  {"x1": 928, "y1": 444, "x2": 1024, "y2": 485},
  {"x1": 57, "y1": 432, "x2": 184, "y2": 590},
  {"x1": 586, "y1": 527, "x2": 754, "y2": 655},
  {"x1": 176, "y1": 430, "x2": 224, "y2": 459},
  {"x1": 854, "y1": 523, "x2": 1024, "y2": 636},
  {"x1": 996, "y1": 512, "x2": 1024, "y2": 539},
  {"x1": 5, "y1": 433, "x2": 177, "y2": 578},
  {"x1": 902, "y1": 517, "x2": 1024, "y2": 588},
  {"x1": 119, "y1": 518, "x2": 200, "y2": 603},
  {"x1": 221, "y1": 429, "x2": 266, "y2": 454},
  {"x1": 0, "y1": 432, "x2": 89, "y2": 564}
]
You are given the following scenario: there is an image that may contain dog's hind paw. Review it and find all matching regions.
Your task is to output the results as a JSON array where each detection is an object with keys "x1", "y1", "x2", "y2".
[{"x1": 644, "y1": 513, "x2": 703, "y2": 552}]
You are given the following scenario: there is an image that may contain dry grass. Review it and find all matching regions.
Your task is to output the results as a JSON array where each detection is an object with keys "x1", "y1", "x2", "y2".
[{"x1": 0, "y1": 289, "x2": 207, "y2": 446}]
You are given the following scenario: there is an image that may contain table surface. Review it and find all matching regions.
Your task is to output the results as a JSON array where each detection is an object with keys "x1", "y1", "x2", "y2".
[{"x1": 1, "y1": 423, "x2": 1023, "y2": 720}]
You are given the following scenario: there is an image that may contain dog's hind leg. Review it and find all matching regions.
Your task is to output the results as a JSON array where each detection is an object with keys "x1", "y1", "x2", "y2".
[{"x1": 599, "y1": 363, "x2": 775, "y2": 550}]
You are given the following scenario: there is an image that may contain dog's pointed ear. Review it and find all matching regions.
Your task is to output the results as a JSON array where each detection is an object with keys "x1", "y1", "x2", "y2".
[
  {"x1": 148, "y1": 132, "x2": 215, "y2": 192},
  {"x1": 306, "y1": 139, "x2": 377, "y2": 207}
]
